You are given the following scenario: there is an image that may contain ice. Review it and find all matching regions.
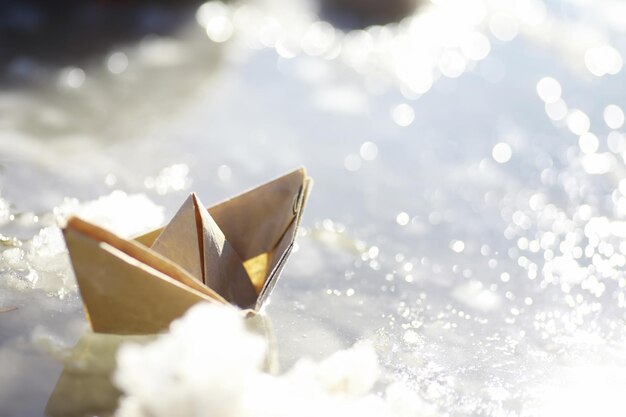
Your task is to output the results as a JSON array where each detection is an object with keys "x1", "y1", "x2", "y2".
[
  {"x1": 2, "y1": 247, "x2": 26, "y2": 269},
  {"x1": 54, "y1": 191, "x2": 164, "y2": 238},
  {"x1": 1, "y1": 191, "x2": 164, "y2": 297},
  {"x1": 0, "y1": 197, "x2": 10, "y2": 225},
  {"x1": 26, "y1": 227, "x2": 74, "y2": 296},
  {"x1": 2, "y1": 0, "x2": 626, "y2": 415},
  {"x1": 287, "y1": 343, "x2": 379, "y2": 396},
  {"x1": 115, "y1": 304, "x2": 265, "y2": 417},
  {"x1": 114, "y1": 303, "x2": 436, "y2": 417}
]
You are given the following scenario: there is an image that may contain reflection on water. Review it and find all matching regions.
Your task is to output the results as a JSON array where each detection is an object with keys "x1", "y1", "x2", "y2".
[
  {"x1": 45, "y1": 333, "x2": 152, "y2": 417},
  {"x1": 1, "y1": 0, "x2": 626, "y2": 416}
]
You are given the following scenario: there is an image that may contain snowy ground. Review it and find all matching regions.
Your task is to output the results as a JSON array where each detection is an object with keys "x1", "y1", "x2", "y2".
[{"x1": 2, "y1": 0, "x2": 626, "y2": 416}]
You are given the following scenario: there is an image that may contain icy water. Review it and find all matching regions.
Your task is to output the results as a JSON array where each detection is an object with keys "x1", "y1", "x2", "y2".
[{"x1": 2, "y1": 0, "x2": 626, "y2": 416}]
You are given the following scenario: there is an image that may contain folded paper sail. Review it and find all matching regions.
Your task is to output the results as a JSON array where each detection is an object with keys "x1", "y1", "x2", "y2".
[{"x1": 63, "y1": 168, "x2": 312, "y2": 334}]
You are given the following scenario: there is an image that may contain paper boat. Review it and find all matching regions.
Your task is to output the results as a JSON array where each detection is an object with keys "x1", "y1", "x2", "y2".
[{"x1": 63, "y1": 168, "x2": 312, "y2": 334}]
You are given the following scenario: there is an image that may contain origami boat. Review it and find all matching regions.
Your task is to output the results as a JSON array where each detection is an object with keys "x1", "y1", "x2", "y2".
[{"x1": 63, "y1": 168, "x2": 311, "y2": 334}]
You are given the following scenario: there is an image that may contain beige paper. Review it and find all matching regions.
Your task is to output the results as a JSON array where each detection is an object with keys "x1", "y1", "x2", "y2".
[
  {"x1": 63, "y1": 168, "x2": 312, "y2": 334},
  {"x1": 243, "y1": 252, "x2": 271, "y2": 294},
  {"x1": 150, "y1": 193, "x2": 257, "y2": 308}
]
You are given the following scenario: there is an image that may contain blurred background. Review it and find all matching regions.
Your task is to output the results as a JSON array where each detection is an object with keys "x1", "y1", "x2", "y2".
[{"x1": 1, "y1": 0, "x2": 626, "y2": 416}]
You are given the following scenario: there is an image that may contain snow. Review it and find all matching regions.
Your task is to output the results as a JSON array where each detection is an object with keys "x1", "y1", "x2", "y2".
[
  {"x1": 2, "y1": 0, "x2": 626, "y2": 415},
  {"x1": 1, "y1": 191, "x2": 163, "y2": 297},
  {"x1": 114, "y1": 303, "x2": 437, "y2": 417}
]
